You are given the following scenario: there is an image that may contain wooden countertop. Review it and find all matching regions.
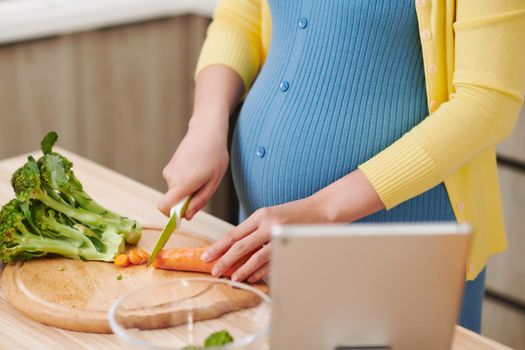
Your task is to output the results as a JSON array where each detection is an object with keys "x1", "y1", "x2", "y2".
[{"x1": 0, "y1": 149, "x2": 511, "y2": 349}]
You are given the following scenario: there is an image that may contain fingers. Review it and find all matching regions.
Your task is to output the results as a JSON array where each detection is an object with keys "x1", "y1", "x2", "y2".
[
  {"x1": 201, "y1": 216, "x2": 259, "y2": 264},
  {"x1": 231, "y1": 244, "x2": 271, "y2": 282},
  {"x1": 211, "y1": 228, "x2": 270, "y2": 277},
  {"x1": 247, "y1": 261, "x2": 271, "y2": 283},
  {"x1": 157, "y1": 185, "x2": 193, "y2": 217},
  {"x1": 184, "y1": 177, "x2": 220, "y2": 220}
]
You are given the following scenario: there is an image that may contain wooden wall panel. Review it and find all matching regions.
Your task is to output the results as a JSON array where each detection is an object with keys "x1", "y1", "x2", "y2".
[
  {"x1": 486, "y1": 167, "x2": 525, "y2": 302},
  {"x1": 75, "y1": 18, "x2": 194, "y2": 192},
  {"x1": 497, "y1": 106, "x2": 525, "y2": 163},
  {"x1": 482, "y1": 299, "x2": 525, "y2": 350},
  {"x1": 0, "y1": 16, "x2": 238, "y2": 223},
  {"x1": 0, "y1": 35, "x2": 79, "y2": 156}
]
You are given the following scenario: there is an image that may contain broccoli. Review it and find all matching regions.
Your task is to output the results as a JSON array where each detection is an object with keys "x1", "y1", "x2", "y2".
[
  {"x1": 37, "y1": 152, "x2": 141, "y2": 244},
  {"x1": 0, "y1": 131, "x2": 141, "y2": 263}
]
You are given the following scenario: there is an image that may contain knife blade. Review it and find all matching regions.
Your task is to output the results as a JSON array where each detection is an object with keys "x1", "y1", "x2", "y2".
[{"x1": 147, "y1": 195, "x2": 191, "y2": 266}]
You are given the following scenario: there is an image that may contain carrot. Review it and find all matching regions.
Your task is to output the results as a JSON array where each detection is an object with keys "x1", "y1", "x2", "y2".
[
  {"x1": 114, "y1": 253, "x2": 130, "y2": 267},
  {"x1": 128, "y1": 248, "x2": 149, "y2": 265},
  {"x1": 153, "y1": 246, "x2": 250, "y2": 277}
]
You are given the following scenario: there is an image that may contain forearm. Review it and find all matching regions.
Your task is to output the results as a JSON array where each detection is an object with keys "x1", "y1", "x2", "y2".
[
  {"x1": 189, "y1": 65, "x2": 244, "y2": 139},
  {"x1": 310, "y1": 169, "x2": 385, "y2": 223}
]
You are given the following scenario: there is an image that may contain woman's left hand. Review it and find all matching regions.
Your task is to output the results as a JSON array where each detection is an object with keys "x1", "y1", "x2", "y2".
[
  {"x1": 200, "y1": 196, "x2": 328, "y2": 283},
  {"x1": 200, "y1": 169, "x2": 384, "y2": 283}
]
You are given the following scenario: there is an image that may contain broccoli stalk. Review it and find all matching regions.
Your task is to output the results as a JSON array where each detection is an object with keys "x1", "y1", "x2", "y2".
[
  {"x1": 0, "y1": 200, "x2": 123, "y2": 262},
  {"x1": 32, "y1": 202, "x2": 125, "y2": 258}
]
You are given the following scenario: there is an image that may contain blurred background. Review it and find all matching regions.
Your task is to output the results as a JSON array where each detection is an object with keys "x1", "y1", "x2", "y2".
[{"x1": 0, "y1": 0, "x2": 523, "y2": 348}]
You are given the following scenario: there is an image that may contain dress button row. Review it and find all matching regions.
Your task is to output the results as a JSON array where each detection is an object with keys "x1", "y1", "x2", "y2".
[
  {"x1": 279, "y1": 81, "x2": 290, "y2": 92},
  {"x1": 415, "y1": 0, "x2": 426, "y2": 8}
]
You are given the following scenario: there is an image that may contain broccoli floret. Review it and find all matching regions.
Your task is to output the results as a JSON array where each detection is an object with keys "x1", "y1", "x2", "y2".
[
  {"x1": 11, "y1": 156, "x2": 102, "y2": 226},
  {"x1": 0, "y1": 199, "x2": 83, "y2": 262},
  {"x1": 0, "y1": 199, "x2": 124, "y2": 263}
]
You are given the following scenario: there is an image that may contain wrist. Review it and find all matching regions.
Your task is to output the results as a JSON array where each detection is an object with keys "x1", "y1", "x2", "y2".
[
  {"x1": 309, "y1": 169, "x2": 385, "y2": 223},
  {"x1": 188, "y1": 113, "x2": 229, "y2": 140},
  {"x1": 307, "y1": 190, "x2": 342, "y2": 224}
]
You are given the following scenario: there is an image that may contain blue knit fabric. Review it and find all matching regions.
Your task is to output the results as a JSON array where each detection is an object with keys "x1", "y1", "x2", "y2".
[{"x1": 230, "y1": 0, "x2": 483, "y2": 331}]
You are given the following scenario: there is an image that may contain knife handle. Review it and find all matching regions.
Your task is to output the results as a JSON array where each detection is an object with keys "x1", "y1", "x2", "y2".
[{"x1": 170, "y1": 195, "x2": 191, "y2": 219}]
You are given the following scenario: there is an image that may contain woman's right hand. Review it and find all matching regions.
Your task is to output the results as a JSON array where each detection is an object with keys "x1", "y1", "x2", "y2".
[
  {"x1": 157, "y1": 65, "x2": 244, "y2": 219},
  {"x1": 157, "y1": 121, "x2": 229, "y2": 220}
]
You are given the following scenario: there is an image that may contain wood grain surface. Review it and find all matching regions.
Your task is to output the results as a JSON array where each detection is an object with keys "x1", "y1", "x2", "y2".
[{"x1": 0, "y1": 149, "x2": 510, "y2": 349}]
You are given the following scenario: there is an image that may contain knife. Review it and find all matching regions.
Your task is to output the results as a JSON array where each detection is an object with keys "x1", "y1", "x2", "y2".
[{"x1": 147, "y1": 195, "x2": 191, "y2": 266}]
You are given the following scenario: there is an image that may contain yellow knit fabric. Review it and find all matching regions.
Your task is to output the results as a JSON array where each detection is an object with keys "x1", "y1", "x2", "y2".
[{"x1": 196, "y1": 0, "x2": 525, "y2": 280}]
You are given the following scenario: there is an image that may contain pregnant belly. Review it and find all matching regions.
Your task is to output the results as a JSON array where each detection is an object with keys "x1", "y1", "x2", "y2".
[{"x1": 231, "y1": 106, "x2": 374, "y2": 215}]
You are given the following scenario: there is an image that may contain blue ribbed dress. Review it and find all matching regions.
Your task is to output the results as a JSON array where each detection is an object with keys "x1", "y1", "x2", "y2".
[{"x1": 230, "y1": 0, "x2": 484, "y2": 332}]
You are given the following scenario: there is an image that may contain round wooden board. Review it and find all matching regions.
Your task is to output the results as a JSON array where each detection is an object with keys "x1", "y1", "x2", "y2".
[{"x1": 2, "y1": 227, "x2": 268, "y2": 333}]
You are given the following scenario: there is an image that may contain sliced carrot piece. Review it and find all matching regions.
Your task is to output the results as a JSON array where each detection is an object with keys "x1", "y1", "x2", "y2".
[
  {"x1": 128, "y1": 248, "x2": 148, "y2": 265},
  {"x1": 114, "y1": 253, "x2": 130, "y2": 267}
]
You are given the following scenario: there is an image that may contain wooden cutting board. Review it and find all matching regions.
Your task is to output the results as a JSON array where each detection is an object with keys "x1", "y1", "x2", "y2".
[{"x1": 2, "y1": 227, "x2": 268, "y2": 333}]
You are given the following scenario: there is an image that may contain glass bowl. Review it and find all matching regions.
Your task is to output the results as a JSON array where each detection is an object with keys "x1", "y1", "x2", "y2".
[{"x1": 108, "y1": 277, "x2": 271, "y2": 349}]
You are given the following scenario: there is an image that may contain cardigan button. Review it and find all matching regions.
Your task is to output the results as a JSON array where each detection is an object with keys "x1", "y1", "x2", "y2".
[
  {"x1": 421, "y1": 29, "x2": 432, "y2": 40},
  {"x1": 415, "y1": 0, "x2": 426, "y2": 8},
  {"x1": 457, "y1": 201, "x2": 465, "y2": 211},
  {"x1": 469, "y1": 264, "x2": 475, "y2": 274},
  {"x1": 429, "y1": 100, "x2": 439, "y2": 111},
  {"x1": 427, "y1": 64, "x2": 438, "y2": 74}
]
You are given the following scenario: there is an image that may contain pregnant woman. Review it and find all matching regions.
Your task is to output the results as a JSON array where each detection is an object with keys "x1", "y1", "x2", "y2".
[{"x1": 158, "y1": 0, "x2": 525, "y2": 332}]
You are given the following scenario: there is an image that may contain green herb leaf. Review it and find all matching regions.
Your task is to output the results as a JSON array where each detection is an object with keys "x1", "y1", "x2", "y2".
[
  {"x1": 204, "y1": 331, "x2": 234, "y2": 347},
  {"x1": 116, "y1": 274, "x2": 123, "y2": 280},
  {"x1": 41, "y1": 131, "x2": 58, "y2": 155}
]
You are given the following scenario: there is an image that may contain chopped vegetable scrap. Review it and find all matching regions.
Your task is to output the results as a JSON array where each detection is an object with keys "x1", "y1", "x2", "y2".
[
  {"x1": 128, "y1": 248, "x2": 148, "y2": 265},
  {"x1": 182, "y1": 330, "x2": 234, "y2": 349}
]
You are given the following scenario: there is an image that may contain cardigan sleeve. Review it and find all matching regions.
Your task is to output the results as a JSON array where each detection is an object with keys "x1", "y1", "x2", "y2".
[
  {"x1": 195, "y1": 0, "x2": 263, "y2": 92},
  {"x1": 358, "y1": 1, "x2": 525, "y2": 209}
]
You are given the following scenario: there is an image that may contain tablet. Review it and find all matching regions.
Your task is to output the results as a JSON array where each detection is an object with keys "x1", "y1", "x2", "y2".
[{"x1": 270, "y1": 223, "x2": 471, "y2": 350}]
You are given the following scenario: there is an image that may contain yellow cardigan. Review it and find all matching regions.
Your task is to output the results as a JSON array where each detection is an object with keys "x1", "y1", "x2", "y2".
[{"x1": 196, "y1": 0, "x2": 525, "y2": 280}]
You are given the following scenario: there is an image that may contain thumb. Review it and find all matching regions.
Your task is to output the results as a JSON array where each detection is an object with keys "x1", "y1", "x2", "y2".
[{"x1": 157, "y1": 184, "x2": 193, "y2": 217}]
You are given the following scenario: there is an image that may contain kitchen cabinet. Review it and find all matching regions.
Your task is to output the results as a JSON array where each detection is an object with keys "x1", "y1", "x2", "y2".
[{"x1": 0, "y1": 15, "x2": 237, "y2": 223}]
